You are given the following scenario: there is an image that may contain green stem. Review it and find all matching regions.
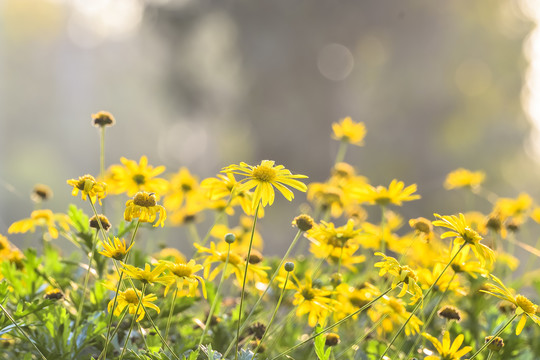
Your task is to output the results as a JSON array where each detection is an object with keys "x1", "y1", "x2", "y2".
[
  {"x1": 378, "y1": 243, "x2": 466, "y2": 360},
  {"x1": 253, "y1": 272, "x2": 290, "y2": 354},
  {"x1": 486, "y1": 350, "x2": 494, "y2": 360},
  {"x1": 100, "y1": 126, "x2": 106, "y2": 179},
  {"x1": 0, "y1": 304, "x2": 48, "y2": 360},
  {"x1": 223, "y1": 230, "x2": 303, "y2": 358},
  {"x1": 165, "y1": 284, "x2": 178, "y2": 341},
  {"x1": 119, "y1": 284, "x2": 146, "y2": 360},
  {"x1": 404, "y1": 272, "x2": 457, "y2": 359},
  {"x1": 98, "y1": 304, "x2": 127, "y2": 360},
  {"x1": 334, "y1": 140, "x2": 348, "y2": 164},
  {"x1": 234, "y1": 203, "x2": 260, "y2": 360},
  {"x1": 269, "y1": 286, "x2": 394, "y2": 360},
  {"x1": 337, "y1": 245, "x2": 345, "y2": 275},
  {"x1": 198, "y1": 243, "x2": 232, "y2": 347},
  {"x1": 468, "y1": 314, "x2": 518, "y2": 360},
  {"x1": 335, "y1": 314, "x2": 388, "y2": 360}
]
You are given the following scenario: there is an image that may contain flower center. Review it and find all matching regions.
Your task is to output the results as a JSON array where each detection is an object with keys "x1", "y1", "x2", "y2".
[
  {"x1": 301, "y1": 287, "x2": 316, "y2": 301},
  {"x1": 112, "y1": 250, "x2": 126, "y2": 261},
  {"x1": 220, "y1": 252, "x2": 243, "y2": 266},
  {"x1": 462, "y1": 227, "x2": 481, "y2": 244},
  {"x1": 124, "y1": 289, "x2": 140, "y2": 305},
  {"x1": 132, "y1": 174, "x2": 146, "y2": 185},
  {"x1": 172, "y1": 264, "x2": 193, "y2": 277},
  {"x1": 31, "y1": 209, "x2": 54, "y2": 221},
  {"x1": 516, "y1": 294, "x2": 537, "y2": 314},
  {"x1": 133, "y1": 192, "x2": 157, "y2": 207},
  {"x1": 252, "y1": 165, "x2": 277, "y2": 182},
  {"x1": 181, "y1": 183, "x2": 193, "y2": 192}
]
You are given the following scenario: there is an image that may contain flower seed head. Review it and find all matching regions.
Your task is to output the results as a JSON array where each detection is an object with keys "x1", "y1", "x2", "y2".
[
  {"x1": 31, "y1": 184, "x2": 53, "y2": 202},
  {"x1": 292, "y1": 214, "x2": 314, "y2": 232},
  {"x1": 516, "y1": 294, "x2": 537, "y2": 314},
  {"x1": 248, "y1": 250, "x2": 264, "y2": 264},
  {"x1": 44, "y1": 288, "x2": 64, "y2": 300},
  {"x1": 485, "y1": 336, "x2": 504, "y2": 351},
  {"x1": 91, "y1": 111, "x2": 115, "y2": 127},
  {"x1": 89, "y1": 214, "x2": 111, "y2": 231},
  {"x1": 325, "y1": 333, "x2": 341, "y2": 346},
  {"x1": 437, "y1": 305, "x2": 462, "y2": 322},
  {"x1": 248, "y1": 322, "x2": 267, "y2": 340}
]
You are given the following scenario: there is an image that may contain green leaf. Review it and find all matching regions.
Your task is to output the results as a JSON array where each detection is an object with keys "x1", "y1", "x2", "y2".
[
  {"x1": 200, "y1": 344, "x2": 222, "y2": 360},
  {"x1": 313, "y1": 325, "x2": 331, "y2": 360}
]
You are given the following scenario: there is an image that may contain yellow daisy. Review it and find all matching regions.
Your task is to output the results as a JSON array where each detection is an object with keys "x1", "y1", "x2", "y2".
[
  {"x1": 444, "y1": 168, "x2": 485, "y2": 190},
  {"x1": 161, "y1": 259, "x2": 207, "y2": 298},
  {"x1": 433, "y1": 213, "x2": 495, "y2": 267},
  {"x1": 108, "y1": 288, "x2": 160, "y2": 322},
  {"x1": 106, "y1": 156, "x2": 168, "y2": 197},
  {"x1": 121, "y1": 262, "x2": 175, "y2": 287},
  {"x1": 221, "y1": 160, "x2": 308, "y2": 211},
  {"x1": 164, "y1": 167, "x2": 199, "y2": 210},
  {"x1": 8, "y1": 209, "x2": 71, "y2": 239},
  {"x1": 67, "y1": 174, "x2": 107, "y2": 205},
  {"x1": 422, "y1": 331, "x2": 472, "y2": 360},
  {"x1": 374, "y1": 253, "x2": 423, "y2": 305},
  {"x1": 99, "y1": 237, "x2": 133, "y2": 261},
  {"x1": 368, "y1": 296, "x2": 423, "y2": 336},
  {"x1": 481, "y1": 274, "x2": 540, "y2": 335},
  {"x1": 124, "y1": 191, "x2": 167, "y2": 227},
  {"x1": 353, "y1": 179, "x2": 420, "y2": 206},
  {"x1": 331, "y1": 117, "x2": 366, "y2": 146}
]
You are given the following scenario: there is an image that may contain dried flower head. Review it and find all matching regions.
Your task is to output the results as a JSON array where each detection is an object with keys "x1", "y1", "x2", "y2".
[
  {"x1": 31, "y1": 184, "x2": 53, "y2": 202},
  {"x1": 89, "y1": 214, "x2": 111, "y2": 231},
  {"x1": 91, "y1": 111, "x2": 115, "y2": 127}
]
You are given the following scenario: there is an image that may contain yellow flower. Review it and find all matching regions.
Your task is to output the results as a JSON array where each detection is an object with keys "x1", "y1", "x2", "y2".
[
  {"x1": 121, "y1": 263, "x2": 175, "y2": 287},
  {"x1": 194, "y1": 241, "x2": 269, "y2": 285},
  {"x1": 67, "y1": 174, "x2": 107, "y2": 205},
  {"x1": 433, "y1": 213, "x2": 495, "y2": 267},
  {"x1": 106, "y1": 156, "x2": 168, "y2": 197},
  {"x1": 306, "y1": 219, "x2": 361, "y2": 250},
  {"x1": 8, "y1": 209, "x2": 71, "y2": 239},
  {"x1": 221, "y1": 160, "x2": 308, "y2": 210},
  {"x1": 334, "y1": 282, "x2": 380, "y2": 320},
  {"x1": 374, "y1": 253, "x2": 423, "y2": 305},
  {"x1": 99, "y1": 237, "x2": 133, "y2": 261},
  {"x1": 331, "y1": 117, "x2": 366, "y2": 146},
  {"x1": 307, "y1": 182, "x2": 345, "y2": 218},
  {"x1": 309, "y1": 240, "x2": 365, "y2": 271},
  {"x1": 368, "y1": 296, "x2": 423, "y2": 336},
  {"x1": 91, "y1": 111, "x2": 115, "y2": 127},
  {"x1": 493, "y1": 193, "x2": 532, "y2": 223},
  {"x1": 353, "y1": 179, "x2": 420, "y2": 206},
  {"x1": 422, "y1": 331, "x2": 472, "y2": 360},
  {"x1": 481, "y1": 274, "x2": 540, "y2": 335},
  {"x1": 0, "y1": 234, "x2": 11, "y2": 256},
  {"x1": 124, "y1": 191, "x2": 167, "y2": 227},
  {"x1": 161, "y1": 259, "x2": 207, "y2": 298},
  {"x1": 108, "y1": 288, "x2": 160, "y2": 322},
  {"x1": 444, "y1": 168, "x2": 485, "y2": 190},
  {"x1": 283, "y1": 274, "x2": 337, "y2": 327},
  {"x1": 164, "y1": 167, "x2": 199, "y2": 210},
  {"x1": 417, "y1": 263, "x2": 467, "y2": 297},
  {"x1": 409, "y1": 217, "x2": 434, "y2": 243}
]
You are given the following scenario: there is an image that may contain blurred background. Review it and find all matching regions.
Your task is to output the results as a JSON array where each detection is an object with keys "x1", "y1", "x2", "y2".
[{"x1": 2, "y1": 0, "x2": 540, "y2": 254}]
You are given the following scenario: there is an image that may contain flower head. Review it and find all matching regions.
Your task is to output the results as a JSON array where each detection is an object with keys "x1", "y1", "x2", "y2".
[
  {"x1": 108, "y1": 288, "x2": 160, "y2": 321},
  {"x1": 106, "y1": 156, "x2": 168, "y2": 197},
  {"x1": 124, "y1": 191, "x2": 167, "y2": 227},
  {"x1": 161, "y1": 259, "x2": 206, "y2": 298},
  {"x1": 91, "y1": 110, "x2": 115, "y2": 127},
  {"x1": 99, "y1": 237, "x2": 133, "y2": 261},
  {"x1": 221, "y1": 160, "x2": 308, "y2": 211},
  {"x1": 331, "y1": 117, "x2": 366, "y2": 146},
  {"x1": 31, "y1": 184, "x2": 53, "y2": 203},
  {"x1": 422, "y1": 331, "x2": 472, "y2": 360},
  {"x1": 369, "y1": 296, "x2": 423, "y2": 336},
  {"x1": 353, "y1": 179, "x2": 420, "y2": 206},
  {"x1": 374, "y1": 253, "x2": 423, "y2": 305},
  {"x1": 8, "y1": 209, "x2": 71, "y2": 239},
  {"x1": 433, "y1": 213, "x2": 495, "y2": 267},
  {"x1": 67, "y1": 174, "x2": 107, "y2": 205},
  {"x1": 481, "y1": 274, "x2": 540, "y2": 335},
  {"x1": 444, "y1": 168, "x2": 485, "y2": 190},
  {"x1": 164, "y1": 167, "x2": 200, "y2": 210},
  {"x1": 121, "y1": 263, "x2": 175, "y2": 287}
]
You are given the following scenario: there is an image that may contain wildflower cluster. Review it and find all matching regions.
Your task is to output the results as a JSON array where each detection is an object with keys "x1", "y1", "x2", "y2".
[{"x1": 1, "y1": 114, "x2": 539, "y2": 360}]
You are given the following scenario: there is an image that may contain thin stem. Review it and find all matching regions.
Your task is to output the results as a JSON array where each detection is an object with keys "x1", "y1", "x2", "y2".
[
  {"x1": 234, "y1": 203, "x2": 260, "y2": 360},
  {"x1": 119, "y1": 284, "x2": 146, "y2": 360},
  {"x1": 468, "y1": 314, "x2": 518, "y2": 360},
  {"x1": 73, "y1": 230, "x2": 99, "y2": 345},
  {"x1": 404, "y1": 272, "x2": 457, "y2": 359},
  {"x1": 334, "y1": 140, "x2": 348, "y2": 164},
  {"x1": 198, "y1": 243, "x2": 232, "y2": 347},
  {"x1": 337, "y1": 245, "x2": 345, "y2": 275},
  {"x1": 0, "y1": 304, "x2": 48, "y2": 360},
  {"x1": 223, "y1": 230, "x2": 303, "y2": 358},
  {"x1": 253, "y1": 271, "x2": 290, "y2": 354},
  {"x1": 335, "y1": 314, "x2": 388, "y2": 360},
  {"x1": 486, "y1": 350, "x2": 494, "y2": 360},
  {"x1": 269, "y1": 286, "x2": 394, "y2": 360},
  {"x1": 165, "y1": 284, "x2": 178, "y2": 341},
  {"x1": 378, "y1": 243, "x2": 466, "y2": 360},
  {"x1": 100, "y1": 126, "x2": 106, "y2": 179}
]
